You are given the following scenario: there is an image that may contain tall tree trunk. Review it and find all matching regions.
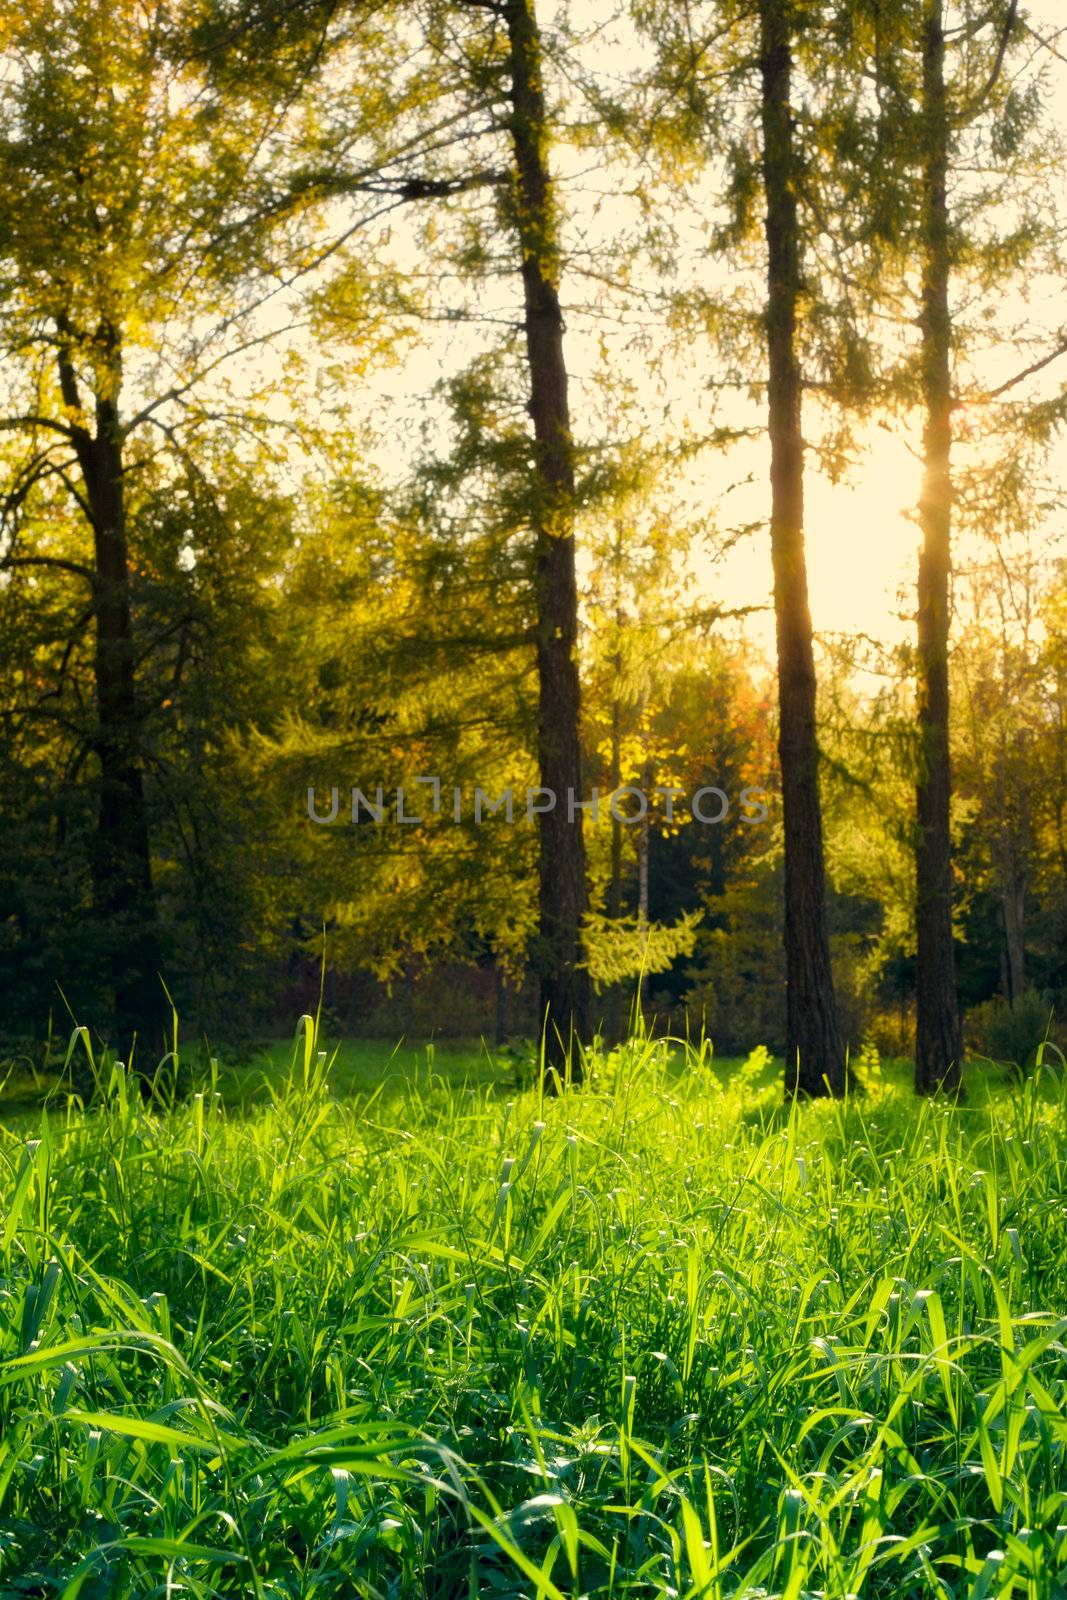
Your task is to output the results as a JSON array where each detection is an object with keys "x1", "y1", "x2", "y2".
[
  {"x1": 914, "y1": 0, "x2": 963, "y2": 1095},
  {"x1": 605, "y1": 666, "x2": 625, "y2": 1044},
  {"x1": 494, "y1": 959, "x2": 510, "y2": 1045},
  {"x1": 993, "y1": 733, "x2": 1026, "y2": 1004},
  {"x1": 1004, "y1": 889, "x2": 1023, "y2": 998},
  {"x1": 1002, "y1": 874, "x2": 1026, "y2": 1003},
  {"x1": 61, "y1": 337, "x2": 162, "y2": 1055},
  {"x1": 636, "y1": 753, "x2": 651, "y2": 1016},
  {"x1": 759, "y1": 0, "x2": 845, "y2": 1098},
  {"x1": 503, "y1": 0, "x2": 591, "y2": 1082},
  {"x1": 1004, "y1": 727, "x2": 1029, "y2": 1003}
]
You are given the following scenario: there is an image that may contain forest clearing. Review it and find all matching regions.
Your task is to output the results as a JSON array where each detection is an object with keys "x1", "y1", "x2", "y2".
[
  {"x1": 1, "y1": 1027, "x2": 1066, "y2": 1596},
  {"x1": 3, "y1": 0, "x2": 1067, "y2": 1592}
]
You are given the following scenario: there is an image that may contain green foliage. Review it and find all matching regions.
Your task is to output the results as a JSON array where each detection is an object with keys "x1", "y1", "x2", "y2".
[
  {"x1": 0, "y1": 0, "x2": 381, "y2": 1039},
  {"x1": 683, "y1": 864, "x2": 788, "y2": 1054},
  {"x1": 3, "y1": 0, "x2": 1067, "y2": 1079},
  {"x1": 583, "y1": 908, "x2": 699, "y2": 989},
  {"x1": 1, "y1": 1021, "x2": 1067, "y2": 1593},
  {"x1": 966, "y1": 990, "x2": 1057, "y2": 1076}
]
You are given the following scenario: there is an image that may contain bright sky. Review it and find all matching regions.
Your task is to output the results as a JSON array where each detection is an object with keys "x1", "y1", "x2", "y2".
[
  {"x1": 696, "y1": 428, "x2": 926, "y2": 659},
  {"x1": 353, "y1": 3, "x2": 1067, "y2": 674},
  {"x1": 690, "y1": 2, "x2": 1067, "y2": 660}
]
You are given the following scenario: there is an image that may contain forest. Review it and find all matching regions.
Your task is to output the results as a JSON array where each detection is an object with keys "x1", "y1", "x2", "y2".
[
  {"x1": 2, "y1": 1, "x2": 1067, "y2": 1596},
  {"x1": 1, "y1": 0, "x2": 1065, "y2": 1091}
]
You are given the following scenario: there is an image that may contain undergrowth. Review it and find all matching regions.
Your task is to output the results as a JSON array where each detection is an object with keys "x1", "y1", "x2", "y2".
[{"x1": 1, "y1": 1021, "x2": 1065, "y2": 1597}]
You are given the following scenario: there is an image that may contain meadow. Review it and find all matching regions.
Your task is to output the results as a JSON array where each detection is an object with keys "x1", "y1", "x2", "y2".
[{"x1": 1, "y1": 1026, "x2": 1066, "y2": 1598}]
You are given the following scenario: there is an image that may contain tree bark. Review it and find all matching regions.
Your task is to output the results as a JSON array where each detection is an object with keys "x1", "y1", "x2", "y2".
[
  {"x1": 1001, "y1": 875, "x2": 1026, "y2": 1003},
  {"x1": 637, "y1": 753, "x2": 651, "y2": 1016},
  {"x1": 60, "y1": 333, "x2": 162, "y2": 1054},
  {"x1": 503, "y1": 0, "x2": 591, "y2": 1083},
  {"x1": 1000, "y1": 726, "x2": 1028, "y2": 1004},
  {"x1": 759, "y1": 0, "x2": 845, "y2": 1097},
  {"x1": 605, "y1": 664, "x2": 625, "y2": 1044},
  {"x1": 494, "y1": 960, "x2": 510, "y2": 1045},
  {"x1": 991, "y1": 735, "x2": 1027, "y2": 1004},
  {"x1": 914, "y1": 0, "x2": 963, "y2": 1095}
]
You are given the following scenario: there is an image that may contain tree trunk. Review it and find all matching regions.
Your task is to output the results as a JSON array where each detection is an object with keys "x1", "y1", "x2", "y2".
[
  {"x1": 503, "y1": 0, "x2": 591, "y2": 1084},
  {"x1": 605, "y1": 670, "x2": 625, "y2": 1044},
  {"x1": 1004, "y1": 864, "x2": 1023, "y2": 998},
  {"x1": 637, "y1": 753, "x2": 651, "y2": 1017},
  {"x1": 758, "y1": 0, "x2": 845, "y2": 1098},
  {"x1": 62, "y1": 338, "x2": 162, "y2": 1056},
  {"x1": 1002, "y1": 728, "x2": 1028, "y2": 1003},
  {"x1": 1002, "y1": 881, "x2": 1026, "y2": 1003},
  {"x1": 494, "y1": 960, "x2": 510, "y2": 1045},
  {"x1": 914, "y1": 0, "x2": 963, "y2": 1095}
]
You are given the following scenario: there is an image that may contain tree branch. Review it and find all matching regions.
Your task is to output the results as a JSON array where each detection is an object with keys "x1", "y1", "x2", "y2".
[
  {"x1": 984, "y1": 334, "x2": 1067, "y2": 400},
  {"x1": 0, "y1": 554, "x2": 95, "y2": 582},
  {"x1": 0, "y1": 415, "x2": 78, "y2": 441},
  {"x1": 954, "y1": 0, "x2": 1019, "y2": 124}
]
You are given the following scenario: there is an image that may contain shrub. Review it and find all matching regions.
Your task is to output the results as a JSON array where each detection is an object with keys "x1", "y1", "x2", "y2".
[
  {"x1": 966, "y1": 989, "x2": 1056, "y2": 1075},
  {"x1": 865, "y1": 1003, "x2": 915, "y2": 1061}
]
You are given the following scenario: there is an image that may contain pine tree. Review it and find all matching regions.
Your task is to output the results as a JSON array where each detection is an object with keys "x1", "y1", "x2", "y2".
[
  {"x1": 759, "y1": 0, "x2": 845, "y2": 1094},
  {"x1": 500, "y1": 0, "x2": 591, "y2": 1075},
  {"x1": 843, "y1": 0, "x2": 1059, "y2": 1090},
  {"x1": 0, "y1": 0, "x2": 394, "y2": 1047},
  {"x1": 631, "y1": 0, "x2": 850, "y2": 1092}
]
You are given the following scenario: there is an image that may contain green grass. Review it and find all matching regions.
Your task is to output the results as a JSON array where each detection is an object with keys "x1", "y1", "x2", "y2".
[
  {"x1": 236, "y1": 1037, "x2": 754, "y2": 1105},
  {"x1": 1, "y1": 1022, "x2": 1065, "y2": 1597},
  {"x1": 3, "y1": 1033, "x2": 749, "y2": 1118}
]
